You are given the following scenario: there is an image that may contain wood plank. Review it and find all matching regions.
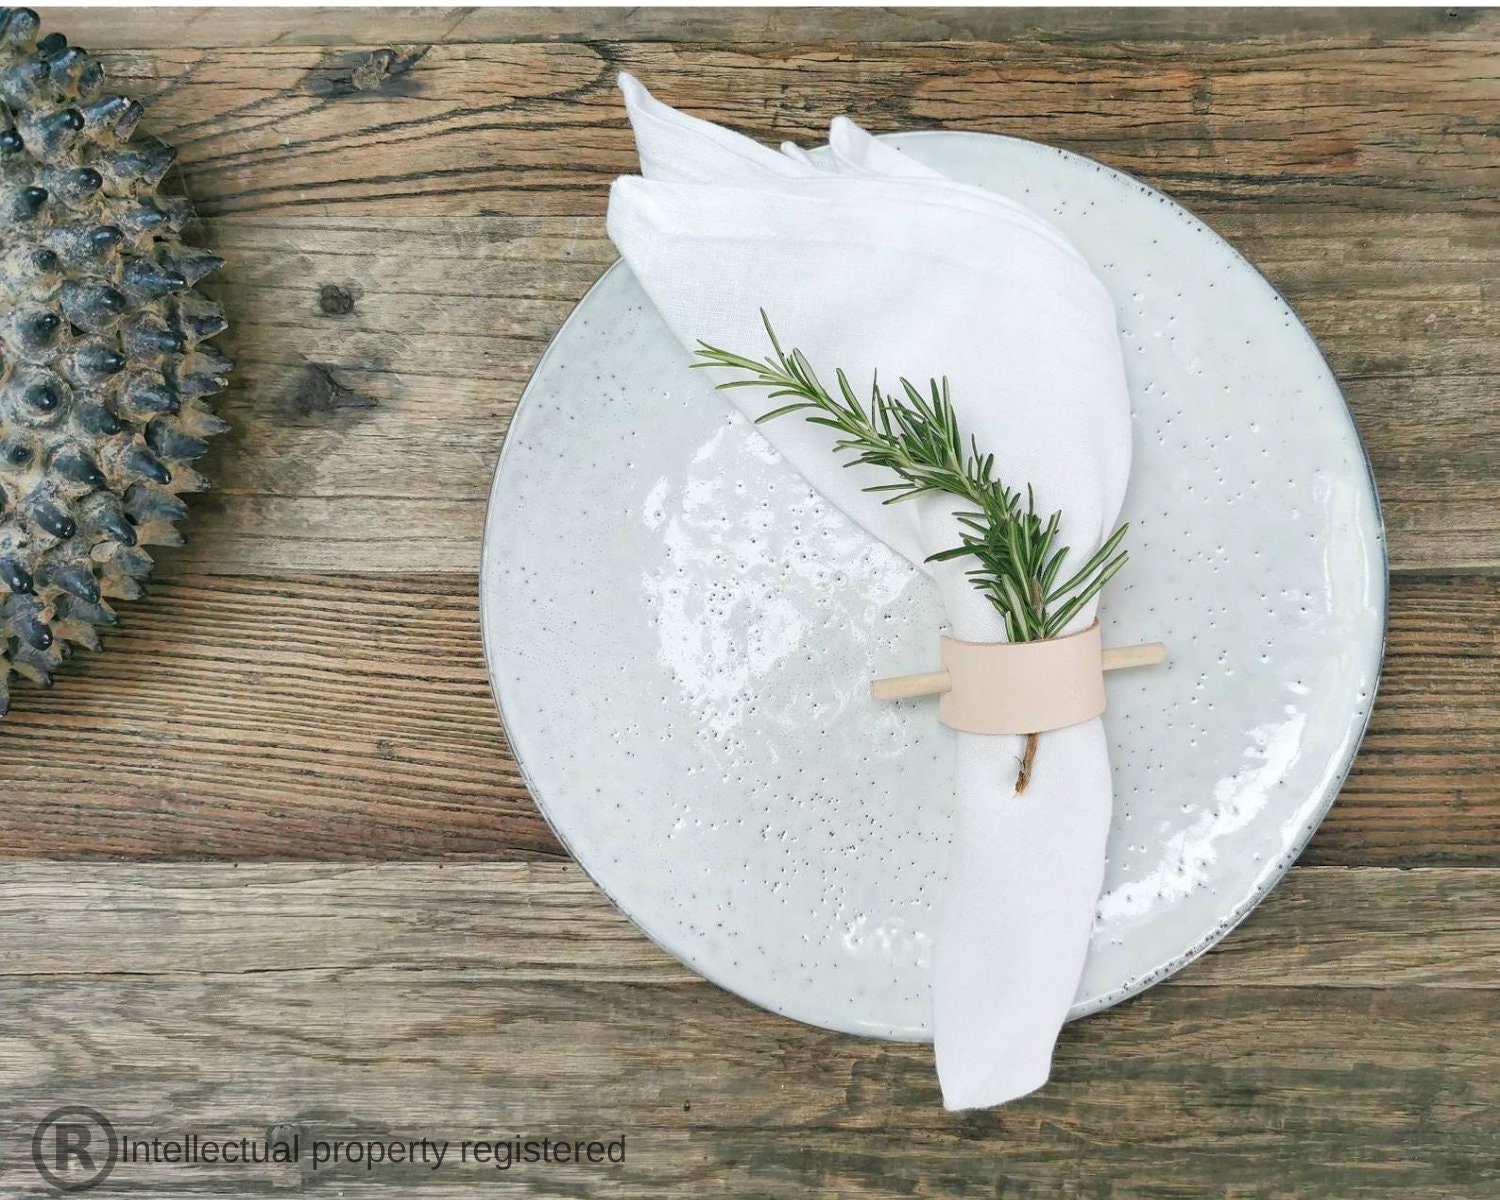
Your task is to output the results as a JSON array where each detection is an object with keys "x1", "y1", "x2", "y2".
[
  {"x1": 159, "y1": 211, "x2": 1498, "y2": 574},
  {"x1": 62, "y1": 40, "x2": 1497, "y2": 218},
  {"x1": 1, "y1": 863, "x2": 1495, "y2": 989},
  {"x1": 0, "y1": 1111, "x2": 1493, "y2": 1200},
  {"x1": 0, "y1": 861, "x2": 1494, "y2": 1195},
  {"x1": 0, "y1": 572, "x2": 550, "y2": 860},
  {"x1": 1, "y1": 574, "x2": 1494, "y2": 865},
  {"x1": 0, "y1": 989, "x2": 1494, "y2": 1196},
  {"x1": 46, "y1": 6, "x2": 1500, "y2": 49},
  {"x1": 1332, "y1": 575, "x2": 1500, "y2": 866}
]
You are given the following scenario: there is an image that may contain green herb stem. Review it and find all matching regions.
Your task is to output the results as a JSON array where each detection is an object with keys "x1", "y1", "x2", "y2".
[{"x1": 695, "y1": 311, "x2": 1128, "y2": 647}]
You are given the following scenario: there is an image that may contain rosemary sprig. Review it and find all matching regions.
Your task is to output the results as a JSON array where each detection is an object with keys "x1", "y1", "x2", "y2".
[{"x1": 694, "y1": 311, "x2": 1129, "y2": 792}]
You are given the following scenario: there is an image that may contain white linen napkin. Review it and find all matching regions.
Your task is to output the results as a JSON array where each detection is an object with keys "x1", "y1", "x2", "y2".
[{"x1": 607, "y1": 74, "x2": 1132, "y2": 1109}]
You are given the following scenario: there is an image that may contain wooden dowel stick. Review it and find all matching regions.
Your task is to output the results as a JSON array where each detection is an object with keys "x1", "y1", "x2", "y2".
[
  {"x1": 869, "y1": 641, "x2": 1166, "y2": 701},
  {"x1": 870, "y1": 670, "x2": 952, "y2": 701},
  {"x1": 1101, "y1": 642, "x2": 1167, "y2": 671}
]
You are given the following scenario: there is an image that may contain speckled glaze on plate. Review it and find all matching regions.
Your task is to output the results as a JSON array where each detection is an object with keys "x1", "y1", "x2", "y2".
[{"x1": 480, "y1": 132, "x2": 1386, "y2": 1040}]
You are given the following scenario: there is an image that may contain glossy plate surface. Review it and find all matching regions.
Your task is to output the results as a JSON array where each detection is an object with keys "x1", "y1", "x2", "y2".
[{"x1": 481, "y1": 132, "x2": 1386, "y2": 1039}]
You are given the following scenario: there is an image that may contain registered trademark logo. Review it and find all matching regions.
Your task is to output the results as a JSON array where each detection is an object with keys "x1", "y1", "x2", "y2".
[{"x1": 30, "y1": 1106, "x2": 117, "y2": 1193}]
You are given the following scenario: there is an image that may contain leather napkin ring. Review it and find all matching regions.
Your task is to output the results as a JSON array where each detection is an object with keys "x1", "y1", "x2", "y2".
[
  {"x1": 870, "y1": 621, "x2": 1165, "y2": 735},
  {"x1": 941, "y1": 622, "x2": 1104, "y2": 734}
]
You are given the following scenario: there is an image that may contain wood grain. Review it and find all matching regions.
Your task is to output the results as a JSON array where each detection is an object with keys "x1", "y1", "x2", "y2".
[
  {"x1": 2, "y1": 862, "x2": 1496, "y2": 988},
  {"x1": 124, "y1": 210, "x2": 1500, "y2": 575},
  {"x1": 0, "y1": 863, "x2": 1495, "y2": 1198},
  {"x1": 1, "y1": 574, "x2": 1494, "y2": 865},
  {"x1": 2, "y1": 988, "x2": 1493, "y2": 1196},
  {"x1": 47, "y1": 7, "x2": 1500, "y2": 49},
  {"x1": 56, "y1": 38, "x2": 1495, "y2": 218}
]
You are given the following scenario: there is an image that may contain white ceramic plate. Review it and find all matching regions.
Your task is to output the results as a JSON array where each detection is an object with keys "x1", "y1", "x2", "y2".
[{"x1": 481, "y1": 133, "x2": 1385, "y2": 1040}]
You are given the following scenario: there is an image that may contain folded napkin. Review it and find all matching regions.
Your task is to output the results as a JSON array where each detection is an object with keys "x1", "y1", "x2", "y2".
[{"x1": 607, "y1": 74, "x2": 1132, "y2": 1109}]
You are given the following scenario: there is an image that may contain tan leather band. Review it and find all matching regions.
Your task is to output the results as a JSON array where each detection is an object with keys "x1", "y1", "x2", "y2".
[{"x1": 938, "y1": 621, "x2": 1106, "y2": 735}]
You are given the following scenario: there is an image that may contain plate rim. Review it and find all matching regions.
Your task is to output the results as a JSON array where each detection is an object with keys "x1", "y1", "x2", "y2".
[{"x1": 480, "y1": 129, "x2": 1390, "y2": 1039}]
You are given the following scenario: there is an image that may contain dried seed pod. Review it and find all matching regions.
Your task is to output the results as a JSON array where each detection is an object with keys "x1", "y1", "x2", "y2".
[{"x1": 0, "y1": 11, "x2": 230, "y2": 714}]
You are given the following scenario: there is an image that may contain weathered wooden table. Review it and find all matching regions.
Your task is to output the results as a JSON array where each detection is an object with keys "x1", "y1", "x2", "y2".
[{"x1": 2, "y1": 8, "x2": 1497, "y2": 1196}]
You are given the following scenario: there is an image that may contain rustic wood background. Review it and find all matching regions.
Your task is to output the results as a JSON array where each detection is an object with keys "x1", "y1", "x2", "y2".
[{"x1": 2, "y1": 7, "x2": 1497, "y2": 1197}]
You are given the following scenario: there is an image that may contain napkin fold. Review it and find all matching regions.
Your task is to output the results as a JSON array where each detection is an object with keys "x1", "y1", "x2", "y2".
[{"x1": 607, "y1": 74, "x2": 1132, "y2": 1109}]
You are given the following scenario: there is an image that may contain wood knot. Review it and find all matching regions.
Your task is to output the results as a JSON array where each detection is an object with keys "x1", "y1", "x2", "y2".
[
  {"x1": 292, "y1": 363, "x2": 377, "y2": 419},
  {"x1": 306, "y1": 46, "x2": 429, "y2": 99},
  {"x1": 318, "y1": 284, "x2": 356, "y2": 316}
]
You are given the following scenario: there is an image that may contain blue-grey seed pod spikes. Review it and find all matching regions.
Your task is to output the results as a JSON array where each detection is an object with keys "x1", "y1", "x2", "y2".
[{"x1": 0, "y1": 8, "x2": 231, "y2": 714}]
